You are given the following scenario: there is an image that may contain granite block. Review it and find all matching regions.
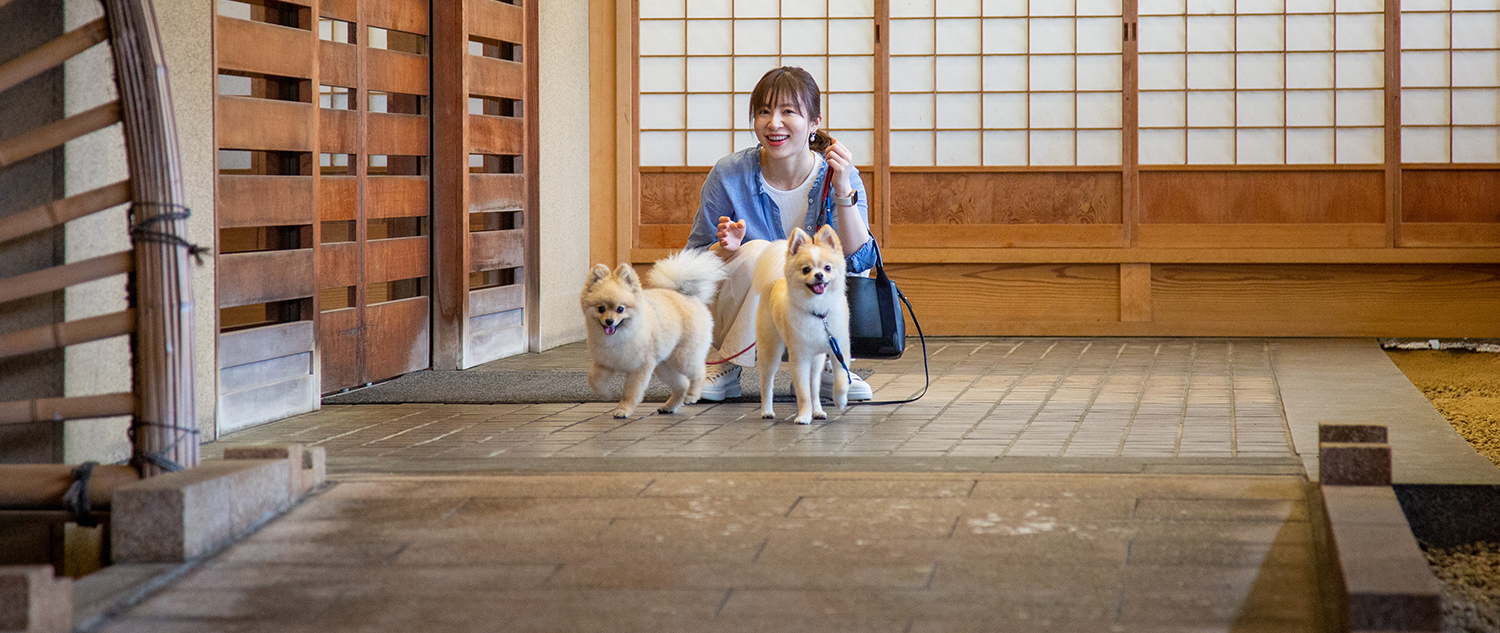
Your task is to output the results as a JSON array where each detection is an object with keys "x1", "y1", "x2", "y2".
[
  {"x1": 1320, "y1": 443, "x2": 1392, "y2": 486},
  {"x1": 0, "y1": 566, "x2": 71, "y2": 633},
  {"x1": 111, "y1": 460, "x2": 292, "y2": 563},
  {"x1": 1323, "y1": 487, "x2": 1442, "y2": 632},
  {"x1": 223, "y1": 445, "x2": 304, "y2": 499},
  {"x1": 301, "y1": 447, "x2": 326, "y2": 492},
  {"x1": 1318, "y1": 423, "x2": 1388, "y2": 444}
]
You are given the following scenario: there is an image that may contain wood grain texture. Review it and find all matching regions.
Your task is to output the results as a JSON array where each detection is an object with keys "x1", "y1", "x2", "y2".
[
  {"x1": 1120, "y1": 263, "x2": 1151, "y2": 322},
  {"x1": 363, "y1": 235, "x2": 429, "y2": 284},
  {"x1": 218, "y1": 373, "x2": 317, "y2": 434},
  {"x1": 640, "y1": 171, "x2": 704, "y2": 225},
  {"x1": 366, "y1": 112, "x2": 428, "y2": 155},
  {"x1": 469, "y1": 283, "x2": 523, "y2": 318},
  {"x1": 469, "y1": 173, "x2": 524, "y2": 212},
  {"x1": 318, "y1": 176, "x2": 357, "y2": 221},
  {"x1": 317, "y1": 241, "x2": 358, "y2": 288},
  {"x1": 1399, "y1": 223, "x2": 1500, "y2": 248},
  {"x1": 469, "y1": 228, "x2": 524, "y2": 272},
  {"x1": 890, "y1": 172, "x2": 1123, "y2": 225},
  {"x1": 1401, "y1": 170, "x2": 1500, "y2": 223},
  {"x1": 467, "y1": 55, "x2": 524, "y2": 100},
  {"x1": 319, "y1": 109, "x2": 358, "y2": 153},
  {"x1": 361, "y1": 0, "x2": 429, "y2": 33},
  {"x1": 468, "y1": 0, "x2": 524, "y2": 43},
  {"x1": 885, "y1": 263, "x2": 1122, "y2": 327},
  {"x1": 363, "y1": 297, "x2": 430, "y2": 382},
  {"x1": 886, "y1": 224, "x2": 1125, "y2": 249},
  {"x1": 1136, "y1": 224, "x2": 1388, "y2": 249},
  {"x1": 431, "y1": 0, "x2": 468, "y2": 370},
  {"x1": 321, "y1": 0, "x2": 357, "y2": 20},
  {"x1": 637, "y1": 224, "x2": 692, "y2": 250},
  {"x1": 1140, "y1": 170, "x2": 1384, "y2": 224},
  {"x1": 217, "y1": 96, "x2": 314, "y2": 151},
  {"x1": 218, "y1": 175, "x2": 314, "y2": 228},
  {"x1": 469, "y1": 114, "x2": 523, "y2": 155},
  {"x1": 219, "y1": 320, "x2": 314, "y2": 369},
  {"x1": 318, "y1": 41, "x2": 357, "y2": 88},
  {"x1": 218, "y1": 249, "x2": 314, "y2": 308},
  {"x1": 317, "y1": 307, "x2": 359, "y2": 393},
  {"x1": 364, "y1": 176, "x2": 427, "y2": 218},
  {"x1": 366, "y1": 48, "x2": 429, "y2": 95},
  {"x1": 216, "y1": 17, "x2": 313, "y2": 79},
  {"x1": 463, "y1": 307, "x2": 525, "y2": 369}
]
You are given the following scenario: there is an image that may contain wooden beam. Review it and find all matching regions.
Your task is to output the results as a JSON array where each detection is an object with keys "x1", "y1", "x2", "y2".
[
  {"x1": 0, "y1": 252, "x2": 132, "y2": 306},
  {"x1": 0, "y1": 18, "x2": 108, "y2": 95},
  {"x1": 0, "y1": 181, "x2": 131, "y2": 246},
  {"x1": 431, "y1": 0, "x2": 468, "y2": 370},
  {"x1": 0, "y1": 310, "x2": 134, "y2": 361},
  {"x1": 0, "y1": 101, "x2": 120, "y2": 168},
  {"x1": 0, "y1": 393, "x2": 136, "y2": 426},
  {"x1": 0, "y1": 463, "x2": 139, "y2": 510}
]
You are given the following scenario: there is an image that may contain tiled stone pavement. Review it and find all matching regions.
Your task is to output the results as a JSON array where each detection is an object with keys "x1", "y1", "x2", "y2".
[{"x1": 96, "y1": 472, "x2": 1328, "y2": 633}]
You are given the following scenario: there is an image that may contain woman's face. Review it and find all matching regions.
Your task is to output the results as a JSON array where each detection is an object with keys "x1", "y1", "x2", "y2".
[{"x1": 754, "y1": 94, "x2": 819, "y2": 162}]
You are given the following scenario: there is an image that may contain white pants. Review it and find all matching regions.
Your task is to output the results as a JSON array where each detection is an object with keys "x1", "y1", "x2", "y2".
[{"x1": 709, "y1": 240, "x2": 773, "y2": 368}]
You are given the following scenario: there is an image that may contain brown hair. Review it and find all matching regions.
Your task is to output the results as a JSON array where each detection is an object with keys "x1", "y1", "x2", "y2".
[{"x1": 749, "y1": 66, "x2": 833, "y2": 152}]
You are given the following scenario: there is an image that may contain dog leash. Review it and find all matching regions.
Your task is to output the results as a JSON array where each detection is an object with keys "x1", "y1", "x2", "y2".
[{"x1": 705, "y1": 342, "x2": 755, "y2": 365}]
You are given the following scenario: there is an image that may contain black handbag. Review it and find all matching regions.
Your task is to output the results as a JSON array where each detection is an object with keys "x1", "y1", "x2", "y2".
[{"x1": 816, "y1": 174, "x2": 905, "y2": 359}]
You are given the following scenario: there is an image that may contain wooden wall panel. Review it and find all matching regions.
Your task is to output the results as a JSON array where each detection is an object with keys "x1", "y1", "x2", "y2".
[
  {"x1": 365, "y1": 49, "x2": 428, "y2": 94},
  {"x1": 1140, "y1": 170, "x2": 1384, "y2": 224},
  {"x1": 320, "y1": 109, "x2": 359, "y2": 153},
  {"x1": 468, "y1": 55, "x2": 524, "y2": 100},
  {"x1": 1401, "y1": 170, "x2": 1500, "y2": 223},
  {"x1": 469, "y1": 174, "x2": 524, "y2": 212},
  {"x1": 321, "y1": 0, "x2": 358, "y2": 21},
  {"x1": 319, "y1": 177, "x2": 357, "y2": 221},
  {"x1": 318, "y1": 41, "x2": 358, "y2": 87},
  {"x1": 218, "y1": 249, "x2": 315, "y2": 308},
  {"x1": 219, "y1": 321, "x2": 314, "y2": 369},
  {"x1": 1136, "y1": 224, "x2": 1387, "y2": 249},
  {"x1": 469, "y1": 115, "x2": 524, "y2": 155},
  {"x1": 216, "y1": 18, "x2": 313, "y2": 78},
  {"x1": 317, "y1": 242, "x2": 359, "y2": 287},
  {"x1": 364, "y1": 236, "x2": 429, "y2": 283},
  {"x1": 890, "y1": 171, "x2": 1123, "y2": 225},
  {"x1": 364, "y1": 176, "x2": 427, "y2": 218},
  {"x1": 366, "y1": 113, "x2": 429, "y2": 155},
  {"x1": 361, "y1": 0, "x2": 429, "y2": 33},
  {"x1": 464, "y1": 308, "x2": 525, "y2": 365},
  {"x1": 469, "y1": 284, "x2": 523, "y2": 318},
  {"x1": 468, "y1": 0, "x2": 524, "y2": 43},
  {"x1": 221, "y1": 353, "x2": 313, "y2": 393},
  {"x1": 469, "y1": 229, "x2": 524, "y2": 271},
  {"x1": 640, "y1": 171, "x2": 705, "y2": 225},
  {"x1": 218, "y1": 176, "x2": 314, "y2": 228},
  {"x1": 217, "y1": 97, "x2": 314, "y2": 151},
  {"x1": 1400, "y1": 224, "x2": 1500, "y2": 248},
  {"x1": 886, "y1": 263, "x2": 1121, "y2": 334},
  {"x1": 638, "y1": 224, "x2": 693, "y2": 250},
  {"x1": 888, "y1": 224, "x2": 1125, "y2": 249},
  {"x1": 317, "y1": 308, "x2": 359, "y2": 392},
  {"x1": 363, "y1": 297, "x2": 430, "y2": 380}
]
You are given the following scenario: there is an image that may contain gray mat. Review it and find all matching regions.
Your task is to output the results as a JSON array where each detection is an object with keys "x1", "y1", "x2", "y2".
[{"x1": 323, "y1": 367, "x2": 872, "y2": 405}]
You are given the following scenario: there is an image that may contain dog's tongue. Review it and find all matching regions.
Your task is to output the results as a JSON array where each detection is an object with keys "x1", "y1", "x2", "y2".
[
  {"x1": 604, "y1": 325, "x2": 616, "y2": 335},
  {"x1": 810, "y1": 282, "x2": 827, "y2": 295}
]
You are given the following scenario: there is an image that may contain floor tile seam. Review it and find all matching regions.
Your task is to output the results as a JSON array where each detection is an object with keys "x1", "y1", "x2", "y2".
[
  {"x1": 999, "y1": 340, "x2": 1077, "y2": 458},
  {"x1": 1170, "y1": 341, "x2": 1201, "y2": 457},
  {"x1": 946, "y1": 341, "x2": 1031, "y2": 451},
  {"x1": 1263, "y1": 340, "x2": 1302, "y2": 469},
  {"x1": 1057, "y1": 341, "x2": 1131, "y2": 457},
  {"x1": 305, "y1": 409, "x2": 441, "y2": 447}
]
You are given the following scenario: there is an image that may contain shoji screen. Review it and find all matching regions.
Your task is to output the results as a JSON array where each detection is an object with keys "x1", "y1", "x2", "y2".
[
  {"x1": 1400, "y1": 0, "x2": 1500, "y2": 247},
  {"x1": 635, "y1": 0, "x2": 878, "y2": 249}
]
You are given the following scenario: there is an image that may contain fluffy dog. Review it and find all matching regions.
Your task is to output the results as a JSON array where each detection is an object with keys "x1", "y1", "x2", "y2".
[
  {"x1": 754, "y1": 225, "x2": 850, "y2": 424},
  {"x1": 580, "y1": 250, "x2": 726, "y2": 418}
]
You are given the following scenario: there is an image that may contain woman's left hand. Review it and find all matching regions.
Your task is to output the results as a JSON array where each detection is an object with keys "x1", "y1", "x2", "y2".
[{"x1": 823, "y1": 138, "x2": 856, "y2": 198}]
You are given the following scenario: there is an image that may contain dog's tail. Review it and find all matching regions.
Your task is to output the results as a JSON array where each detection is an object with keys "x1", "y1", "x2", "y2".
[{"x1": 646, "y1": 249, "x2": 726, "y2": 304}]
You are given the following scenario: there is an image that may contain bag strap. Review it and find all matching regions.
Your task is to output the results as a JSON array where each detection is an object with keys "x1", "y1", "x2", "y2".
[{"x1": 856, "y1": 288, "x2": 930, "y2": 406}]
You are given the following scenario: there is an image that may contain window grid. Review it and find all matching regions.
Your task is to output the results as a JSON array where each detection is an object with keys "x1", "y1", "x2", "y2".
[
  {"x1": 1138, "y1": 1, "x2": 1386, "y2": 166},
  {"x1": 1400, "y1": 4, "x2": 1500, "y2": 163}
]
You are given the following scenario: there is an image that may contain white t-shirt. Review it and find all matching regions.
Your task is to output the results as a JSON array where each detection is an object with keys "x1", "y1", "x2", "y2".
[{"x1": 760, "y1": 153, "x2": 824, "y2": 238}]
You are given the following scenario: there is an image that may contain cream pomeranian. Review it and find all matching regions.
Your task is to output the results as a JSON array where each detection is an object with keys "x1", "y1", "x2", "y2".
[
  {"x1": 580, "y1": 250, "x2": 726, "y2": 418},
  {"x1": 753, "y1": 225, "x2": 850, "y2": 424}
]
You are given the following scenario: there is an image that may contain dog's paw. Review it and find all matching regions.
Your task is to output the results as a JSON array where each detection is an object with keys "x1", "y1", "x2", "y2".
[
  {"x1": 657, "y1": 405, "x2": 679, "y2": 415},
  {"x1": 835, "y1": 396, "x2": 848, "y2": 411},
  {"x1": 813, "y1": 411, "x2": 827, "y2": 420},
  {"x1": 761, "y1": 411, "x2": 776, "y2": 420},
  {"x1": 794, "y1": 414, "x2": 813, "y2": 425},
  {"x1": 611, "y1": 408, "x2": 632, "y2": 419}
]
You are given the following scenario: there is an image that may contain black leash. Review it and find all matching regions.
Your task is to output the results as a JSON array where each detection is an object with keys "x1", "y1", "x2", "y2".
[{"x1": 852, "y1": 289, "x2": 928, "y2": 406}]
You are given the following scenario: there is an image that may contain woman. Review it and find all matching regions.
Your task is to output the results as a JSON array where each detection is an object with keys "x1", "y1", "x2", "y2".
[{"x1": 684, "y1": 66, "x2": 878, "y2": 401}]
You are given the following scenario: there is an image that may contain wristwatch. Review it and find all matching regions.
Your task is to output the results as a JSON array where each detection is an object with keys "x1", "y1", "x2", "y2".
[{"x1": 830, "y1": 190, "x2": 859, "y2": 207}]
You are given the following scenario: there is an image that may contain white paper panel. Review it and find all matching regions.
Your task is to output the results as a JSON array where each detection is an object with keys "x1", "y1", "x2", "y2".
[
  {"x1": 828, "y1": 56, "x2": 876, "y2": 92},
  {"x1": 734, "y1": 130, "x2": 760, "y2": 151},
  {"x1": 1334, "y1": 15, "x2": 1383, "y2": 52},
  {"x1": 984, "y1": 92, "x2": 1030, "y2": 127},
  {"x1": 1452, "y1": 51, "x2": 1500, "y2": 87},
  {"x1": 983, "y1": 130, "x2": 1028, "y2": 165},
  {"x1": 983, "y1": 0, "x2": 1028, "y2": 17},
  {"x1": 891, "y1": 0, "x2": 934, "y2": 18},
  {"x1": 1187, "y1": 16, "x2": 1234, "y2": 52},
  {"x1": 829, "y1": 92, "x2": 875, "y2": 128},
  {"x1": 734, "y1": 93, "x2": 752, "y2": 128},
  {"x1": 829, "y1": 0, "x2": 875, "y2": 18},
  {"x1": 782, "y1": 0, "x2": 826, "y2": 18},
  {"x1": 1401, "y1": 126, "x2": 1450, "y2": 162},
  {"x1": 1140, "y1": 54, "x2": 1187, "y2": 89},
  {"x1": 1139, "y1": 91, "x2": 1187, "y2": 127},
  {"x1": 1031, "y1": 130, "x2": 1076, "y2": 164},
  {"x1": 890, "y1": 131, "x2": 934, "y2": 165},
  {"x1": 735, "y1": 0, "x2": 778, "y2": 18},
  {"x1": 1237, "y1": 53, "x2": 1284, "y2": 89},
  {"x1": 1030, "y1": 92, "x2": 1075, "y2": 127},
  {"x1": 640, "y1": 131, "x2": 685, "y2": 166},
  {"x1": 890, "y1": 19, "x2": 936, "y2": 55},
  {"x1": 1187, "y1": 54, "x2": 1234, "y2": 89},
  {"x1": 938, "y1": 19, "x2": 983, "y2": 54},
  {"x1": 1077, "y1": 0, "x2": 1124, "y2": 16},
  {"x1": 1030, "y1": 19, "x2": 1076, "y2": 54},
  {"x1": 890, "y1": 57, "x2": 936, "y2": 92},
  {"x1": 1077, "y1": 55, "x2": 1123, "y2": 90},
  {"x1": 1287, "y1": 53, "x2": 1335, "y2": 88},
  {"x1": 782, "y1": 20, "x2": 828, "y2": 55},
  {"x1": 687, "y1": 20, "x2": 733, "y2": 55},
  {"x1": 687, "y1": 0, "x2": 731, "y2": 18},
  {"x1": 1032, "y1": 1, "x2": 1077, "y2": 17},
  {"x1": 1239, "y1": 0, "x2": 1285, "y2": 13},
  {"x1": 1237, "y1": 91, "x2": 1285, "y2": 126},
  {"x1": 982, "y1": 19, "x2": 1029, "y2": 54},
  {"x1": 687, "y1": 57, "x2": 733, "y2": 93},
  {"x1": 1286, "y1": 128, "x2": 1334, "y2": 162},
  {"x1": 835, "y1": 130, "x2": 873, "y2": 162},
  {"x1": 640, "y1": 94, "x2": 686, "y2": 129},
  {"x1": 734, "y1": 20, "x2": 780, "y2": 55},
  {"x1": 734, "y1": 57, "x2": 780, "y2": 92},
  {"x1": 1078, "y1": 92, "x2": 1122, "y2": 127},
  {"x1": 1140, "y1": 128, "x2": 1187, "y2": 164},
  {"x1": 937, "y1": 56, "x2": 983, "y2": 91},
  {"x1": 1237, "y1": 128, "x2": 1284, "y2": 163},
  {"x1": 687, "y1": 131, "x2": 732, "y2": 165},
  {"x1": 891, "y1": 93, "x2": 935, "y2": 128},
  {"x1": 1453, "y1": 126, "x2": 1500, "y2": 162},
  {"x1": 1454, "y1": 89, "x2": 1500, "y2": 125},
  {"x1": 1402, "y1": 90, "x2": 1450, "y2": 124},
  {"x1": 1401, "y1": 12, "x2": 1451, "y2": 49},
  {"x1": 688, "y1": 93, "x2": 733, "y2": 129},
  {"x1": 640, "y1": 57, "x2": 685, "y2": 93},
  {"x1": 937, "y1": 130, "x2": 982, "y2": 164},
  {"x1": 1287, "y1": 14, "x2": 1334, "y2": 51},
  {"x1": 1236, "y1": 15, "x2": 1283, "y2": 51},
  {"x1": 1077, "y1": 18, "x2": 1123, "y2": 54},
  {"x1": 937, "y1": 93, "x2": 982, "y2": 128},
  {"x1": 1339, "y1": 0, "x2": 1384, "y2": 11},
  {"x1": 640, "y1": 21, "x2": 686, "y2": 56},
  {"x1": 829, "y1": 19, "x2": 875, "y2": 55},
  {"x1": 1187, "y1": 90, "x2": 1235, "y2": 127},
  {"x1": 640, "y1": 0, "x2": 684, "y2": 19},
  {"x1": 1402, "y1": 0, "x2": 1446, "y2": 8},
  {"x1": 1140, "y1": 16, "x2": 1186, "y2": 53},
  {"x1": 938, "y1": 0, "x2": 981, "y2": 16},
  {"x1": 1188, "y1": 128, "x2": 1235, "y2": 163},
  {"x1": 1401, "y1": 52, "x2": 1450, "y2": 88},
  {"x1": 983, "y1": 56, "x2": 1029, "y2": 91},
  {"x1": 1077, "y1": 129, "x2": 1121, "y2": 164},
  {"x1": 782, "y1": 57, "x2": 828, "y2": 87},
  {"x1": 1189, "y1": 0, "x2": 1234, "y2": 14},
  {"x1": 1453, "y1": 11, "x2": 1500, "y2": 48},
  {"x1": 1336, "y1": 89, "x2": 1383, "y2": 126},
  {"x1": 1287, "y1": 90, "x2": 1335, "y2": 126},
  {"x1": 1335, "y1": 52, "x2": 1384, "y2": 89},
  {"x1": 1139, "y1": 0, "x2": 1187, "y2": 16},
  {"x1": 1030, "y1": 55, "x2": 1076, "y2": 90},
  {"x1": 1335, "y1": 127, "x2": 1382, "y2": 163}
]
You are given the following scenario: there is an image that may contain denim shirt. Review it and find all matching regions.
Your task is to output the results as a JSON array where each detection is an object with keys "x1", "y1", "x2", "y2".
[{"x1": 685, "y1": 146, "x2": 877, "y2": 274}]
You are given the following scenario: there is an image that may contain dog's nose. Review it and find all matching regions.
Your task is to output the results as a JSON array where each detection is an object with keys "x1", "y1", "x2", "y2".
[
  {"x1": 603, "y1": 318, "x2": 615, "y2": 326},
  {"x1": 814, "y1": 272, "x2": 824, "y2": 281}
]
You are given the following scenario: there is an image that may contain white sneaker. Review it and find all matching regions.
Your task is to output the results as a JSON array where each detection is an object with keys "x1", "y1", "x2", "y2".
[
  {"x1": 822, "y1": 360, "x2": 872, "y2": 401},
  {"x1": 699, "y1": 363, "x2": 742, "y2": 401}
]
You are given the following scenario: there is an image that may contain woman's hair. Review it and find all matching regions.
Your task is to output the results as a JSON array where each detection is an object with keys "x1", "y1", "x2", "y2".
[{"x1": 749, "y1": 66, "x2": 833, "y2": 153}]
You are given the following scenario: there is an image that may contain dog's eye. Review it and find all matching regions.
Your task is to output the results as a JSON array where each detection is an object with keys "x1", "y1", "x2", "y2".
[
  {"x1": 615, "y1": 306, "x2": 625, "y2": 313},
  {"x1": 597, "y1": 306, "x2": 605, "y2": 313},
  {"x1": 802, "y1": 266, "x2": 812, "y2": 274},
  {"x1": 824, "y1": 265, "x2": 832, "y2": 272}
]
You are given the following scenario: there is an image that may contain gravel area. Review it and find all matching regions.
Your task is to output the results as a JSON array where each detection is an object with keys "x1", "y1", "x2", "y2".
[
  {"x1": 1387, "y1": 350, "x2": 1500, "y2": 468},
  {"x1": 1424, "y1": 541, "x2": 1500, "y2": 633}
]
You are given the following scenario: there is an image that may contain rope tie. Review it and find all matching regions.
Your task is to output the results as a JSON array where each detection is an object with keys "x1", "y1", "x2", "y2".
[
  {"x1": 130, "y1": 203, "x2": 210, "y2": 264},
  {"x1": 63, "y1": 461, "x2": 100, "y2": 527},
  {"x1": 129, "y1": 419, "x2": 200, "y2": 473}
]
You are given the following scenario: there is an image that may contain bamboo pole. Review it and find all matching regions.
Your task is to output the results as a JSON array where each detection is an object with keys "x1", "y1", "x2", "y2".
[
  {"x1": 0, "y1": 101, "x2": 121, "y2": 168},
  {"x1": 0, "y1": 18, "x2": 109, "y2": 95},
  {"x1": 0, "y1": 393, "x2": 135, "y2": 425},
  {"x1": 0, "y1": 181, "x2": 131, "y2": 246},
  {"x1": 0, "y1": 310, "x2": 134, "y2": 362},
  {"x1": 0, "y1": 464, "x2": 139, "y2": 509},
  {"x1": 0, "y1": 252, "x2": 132, "y2": 306},
  {"x1": 103, "y1": 0, "x2": 198, "y2": 475}
]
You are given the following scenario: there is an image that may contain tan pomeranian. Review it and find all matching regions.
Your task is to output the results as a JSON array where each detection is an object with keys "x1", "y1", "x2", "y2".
[
  {"x1": 580, "y1": 250, "x2": 726, "y2": 418},
  {"x1": 753, "y1": 225, "x2": 850, "y2": 424}
]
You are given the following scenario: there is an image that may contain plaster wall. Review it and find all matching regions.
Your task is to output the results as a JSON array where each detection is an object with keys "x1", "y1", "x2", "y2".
[{"x1": 536, "y1": 0, "x2": 590, "y2": 350}]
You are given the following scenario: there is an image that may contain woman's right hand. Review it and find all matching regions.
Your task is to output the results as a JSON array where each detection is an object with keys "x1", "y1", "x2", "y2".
[{"x1": 717, "y1": 216, "x2": 746, "y2": 251}]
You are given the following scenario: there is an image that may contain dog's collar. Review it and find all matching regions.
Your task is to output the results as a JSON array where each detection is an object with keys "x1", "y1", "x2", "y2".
[{"x1": 809, "y1": 310, "x2": 828, "y2": 320}]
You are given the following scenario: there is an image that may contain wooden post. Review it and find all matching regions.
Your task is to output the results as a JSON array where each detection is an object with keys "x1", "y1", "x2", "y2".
[{"x1": 103, "y1": 0, "x2": 199, "y2": 476}]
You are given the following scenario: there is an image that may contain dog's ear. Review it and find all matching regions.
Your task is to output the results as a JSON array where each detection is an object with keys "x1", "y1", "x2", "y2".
[
  {"x1": 813, "y1": 224, "x2": 842, "y2": 254},
  {"x1": 586, "y1": 264, "x2": 611, "y2": 287},
  {"x1": 787, "y1": 227, "x2": 810, "y2": 256},
  {"x1": 613, "y1": 262, "x2": 641, "y2": 289}
]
